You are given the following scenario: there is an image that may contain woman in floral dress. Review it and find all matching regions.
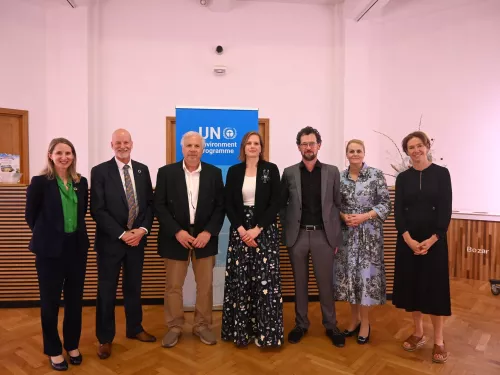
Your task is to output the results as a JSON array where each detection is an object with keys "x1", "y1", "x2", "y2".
[
  {"x1": 221, "y1": 131, "x2": 283, "y2": 347},
  {"x1": 335, "y1": 139, "x2": 391, "y2": 344}
]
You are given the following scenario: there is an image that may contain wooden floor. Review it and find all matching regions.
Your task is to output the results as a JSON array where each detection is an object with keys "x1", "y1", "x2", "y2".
[{"x1": 0, "y1": 278, "x2": 499, "y2": 375}]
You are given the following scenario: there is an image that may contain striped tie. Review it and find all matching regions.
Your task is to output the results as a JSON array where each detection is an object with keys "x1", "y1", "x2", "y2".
[{"x1": 123, "y1": 165, "x2": 138, "y2": 229}]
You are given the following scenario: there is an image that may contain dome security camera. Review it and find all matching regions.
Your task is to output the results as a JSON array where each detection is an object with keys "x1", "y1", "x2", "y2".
[{"x1": 216, "y1": 45, "x2": 224, "y2": 54}]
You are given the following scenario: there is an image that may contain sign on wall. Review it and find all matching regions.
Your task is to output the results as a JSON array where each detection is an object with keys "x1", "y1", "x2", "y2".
[{"x1": 175, "y1": 106, "x2": 259, "y2": 308}]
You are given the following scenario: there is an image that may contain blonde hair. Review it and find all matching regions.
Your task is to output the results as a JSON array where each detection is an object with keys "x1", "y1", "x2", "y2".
[
  {"x1": 41, "y1": 138, "x2": 81, "y2": 182},
  {"x1": 239, "y1": 131, "x2": 265, "y2": 162},
  {"x1": 346, "y1": 139, "x2": 365, "y2": 153}
]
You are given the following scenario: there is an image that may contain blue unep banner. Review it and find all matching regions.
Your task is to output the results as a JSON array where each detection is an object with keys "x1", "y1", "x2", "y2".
[{"x1": 175, "y1": 107, "x2": 258, "y2": 308}]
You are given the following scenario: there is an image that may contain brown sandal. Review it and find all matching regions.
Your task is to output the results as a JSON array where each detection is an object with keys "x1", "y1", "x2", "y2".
[
  {"x1": 402, "y1": 334, "x2": 427, "y2": 352},
  {"x1": 432, "y1": 343, "x2": 449, "y2": 363}
]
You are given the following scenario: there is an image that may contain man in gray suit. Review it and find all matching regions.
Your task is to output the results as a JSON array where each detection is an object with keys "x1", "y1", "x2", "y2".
[{"x1": 280, "y1": 126, "x2": 345, "y2": 347}]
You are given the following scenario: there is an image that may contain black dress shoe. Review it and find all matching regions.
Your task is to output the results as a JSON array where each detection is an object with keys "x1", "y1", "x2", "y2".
[
  {"x1": 357, "y1": 325, "x2": 370, "y2": 345},
  {"x1": 288, "y1": 326, "x2": 308, "y2": 344},
  {"x1": 343, "y1": 322, "x2": 361, "y2": 337},
  {"x1": 326, "y1": 327, "x2": 346, "y2": 348},
  {"x1": 67, "y1": 351, "x2": 83, "y2": 365},
  {"x1": 49, "y1": 357, "x2": 68, "y2": 371}
]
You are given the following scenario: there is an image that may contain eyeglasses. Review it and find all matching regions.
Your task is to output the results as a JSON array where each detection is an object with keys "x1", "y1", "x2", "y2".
[{"x1": 299, "y1": 142, "x2": 317, "y2": 148}]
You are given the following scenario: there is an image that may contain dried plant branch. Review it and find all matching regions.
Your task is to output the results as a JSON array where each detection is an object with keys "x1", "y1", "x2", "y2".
[
  {"x1": 373, "y1": 130, "x2": 405, "y2": 163},
  {"x1": 390, "y1": 164, "x2": 401, "y2": 173}
]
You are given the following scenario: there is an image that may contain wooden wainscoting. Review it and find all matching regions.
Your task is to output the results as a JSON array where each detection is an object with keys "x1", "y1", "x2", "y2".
[
  {"x1": 0, "y1": 184, "x2": 162, "y2": 303},
  {"x1": 0, "y1": 185, "x2": 402, "y2": 304},
  {"x1": 383, "y1": 187, "x2": 397, "y2": 294},
  {"x1": 0, "y1": 185, "x2": 321, "y2": 304},
  {"x1": 448, "y1": 218, "x2": 500, "y2": 281}
]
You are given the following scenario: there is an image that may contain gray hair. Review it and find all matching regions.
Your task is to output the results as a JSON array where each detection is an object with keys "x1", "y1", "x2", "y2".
[{"x1": 180, "y1": 131, "x2": 205, "y2": 149}]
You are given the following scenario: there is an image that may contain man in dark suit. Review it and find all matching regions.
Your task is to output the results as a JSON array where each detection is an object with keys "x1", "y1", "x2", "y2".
[
  {"x1": 90, "y1": 129, "x2": 156, "y2": 359},
  {"x1": 280, "y1": 126, "x2": 345, "y2": 348},
  {"x1": 154, "y1": 131, "x2": 224, "y2": 348}
]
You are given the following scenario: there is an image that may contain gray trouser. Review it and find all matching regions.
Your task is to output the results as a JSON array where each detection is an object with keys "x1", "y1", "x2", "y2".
[{"x1": 289, "y1": 229, "x2": 336, "y2": 330}]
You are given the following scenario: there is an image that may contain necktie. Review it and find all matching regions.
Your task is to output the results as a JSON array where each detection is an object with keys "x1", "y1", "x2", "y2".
[{"x1": 123, "y1": 165, "x2": 138, "y2": 229}]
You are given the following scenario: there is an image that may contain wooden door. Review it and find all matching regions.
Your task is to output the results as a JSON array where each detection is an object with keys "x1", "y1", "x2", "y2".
[{"x1": 0, "y1": 108, "x2": 29, "y2": 184}]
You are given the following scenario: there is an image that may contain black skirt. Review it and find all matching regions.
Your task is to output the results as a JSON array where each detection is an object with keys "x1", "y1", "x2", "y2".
[
  {"x1": 221, "y1": 206, "x2": 284, "y2": 347},
  {"x1": 392, "y1": 237, "x2": 451, "y2": 316}
]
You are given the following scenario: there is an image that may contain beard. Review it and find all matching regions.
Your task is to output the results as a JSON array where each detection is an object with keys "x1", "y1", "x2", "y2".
[{"x1": 302, "y1": 151, "x2": 317, "y2": 161}]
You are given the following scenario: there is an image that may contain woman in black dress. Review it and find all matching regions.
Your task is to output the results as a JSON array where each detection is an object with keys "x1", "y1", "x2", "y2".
[
  {"x1": 221, "y1": 131, "x2": 283, "y2": 347},
  {"x1": 392, "y1": 131, "x2": 452, "y2": 363}
]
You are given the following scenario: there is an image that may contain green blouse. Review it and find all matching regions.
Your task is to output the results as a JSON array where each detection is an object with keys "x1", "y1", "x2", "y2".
[{"x1": 56, "y1": 176, "x2": 78, "y2": 233}]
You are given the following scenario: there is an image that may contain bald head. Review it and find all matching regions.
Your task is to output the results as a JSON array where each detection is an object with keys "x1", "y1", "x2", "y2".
[
  {"x1": 111, "y1": 128, "x2": 133, "y2": 163},
  {"x1": 112, "y1": 128, "x2": 132, "y2": 142}
]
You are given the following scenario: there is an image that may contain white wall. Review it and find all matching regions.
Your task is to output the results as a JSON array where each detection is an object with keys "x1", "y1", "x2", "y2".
[
  {"x1": 91, "y1": 0, "x2": 343, "y2": 182},
  {"x1": 3, "y1": 0, "x2": 499, "y2": 215},
  {"x1": 344, "y1": 0, "x2": 500, "y2": 213},
  {"x1": 0, "y1": 0, "x2": 46, "y2": 176},
  {"x1": 45, "y1": 5, "x2": 90, "y2": 176},
  {"x1": 2, "y1": 0, "x2": 344, "y2": 183}
]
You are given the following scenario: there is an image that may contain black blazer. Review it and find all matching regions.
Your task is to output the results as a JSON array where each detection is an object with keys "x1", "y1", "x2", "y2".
[
  {"x1": 154, "y1": 161, "x2": 225, "y2": 261},
  {"x1": 90, "y1": 158, "x2": 154, "y2": 254},
  {"x1": 25, "y1": 175, "x2": 90, "y2": 258},
  {"x1": 225, "y1": 160, "x2": 281, "y2": 229}
]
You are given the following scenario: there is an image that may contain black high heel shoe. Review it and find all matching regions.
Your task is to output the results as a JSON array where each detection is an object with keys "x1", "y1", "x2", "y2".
[
  {"x1": 49, "y1": 357, "x2": 68, "y2": 371},
  {"x1": 66, "y1": 350, "x2": 83, "y2": 365},
  {"x1": 357, "y1": 325, "x2": 371, "y2": 345},
  {"x1": 342, "y1": 322, "x2": 361, "y2": 337}
]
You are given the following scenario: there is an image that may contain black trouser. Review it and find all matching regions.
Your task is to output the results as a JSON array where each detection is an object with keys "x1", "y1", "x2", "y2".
[
  {"x1": 95, "y1": 246, "x2": 145, "y2": 344},
  {"x1": 35, "y1": 233, "x2": 88, "y2": 356}
]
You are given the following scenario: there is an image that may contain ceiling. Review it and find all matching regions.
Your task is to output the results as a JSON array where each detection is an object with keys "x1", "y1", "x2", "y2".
[
  {"x1": 20, "y1": 0, "x2": 345, "y2": 8},
  {"x1": 237, "y1": 0, "x2": 344, "y2": 4}
]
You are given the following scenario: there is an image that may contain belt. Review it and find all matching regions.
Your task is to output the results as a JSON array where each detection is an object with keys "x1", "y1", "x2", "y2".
[{"x1": 300, "y1": 224, "x2": 324, "y2": 231}]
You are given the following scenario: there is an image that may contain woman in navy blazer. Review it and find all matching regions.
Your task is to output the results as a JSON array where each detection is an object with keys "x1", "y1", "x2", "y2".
[
  {"x1": 221, "y1": 131, "x2": 284, "y2": 348},
  {"x1": 25, "y1": 138, "x2": 90, "y2": 371}
]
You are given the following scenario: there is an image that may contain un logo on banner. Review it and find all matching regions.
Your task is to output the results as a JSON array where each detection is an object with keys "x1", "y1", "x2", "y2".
[{"x1": 223, "y1": 127, "x2": 237, "y2": 140}]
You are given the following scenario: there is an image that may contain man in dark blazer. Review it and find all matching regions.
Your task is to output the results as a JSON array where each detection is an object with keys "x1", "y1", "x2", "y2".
[
  {"x1": 154, "y1": 131, "x2": 224, "y2": 348},
  {"x1": 90, "y1": 128, "x2": 155, "y2": 360},
  {"x1": 280, "y1": 126, "x2": 345, "y2": 348}
]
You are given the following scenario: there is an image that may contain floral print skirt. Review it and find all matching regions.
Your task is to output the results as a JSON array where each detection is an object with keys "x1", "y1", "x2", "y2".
[{"x1": 221, "y1": 206, "x2": 284, "y2": 347}]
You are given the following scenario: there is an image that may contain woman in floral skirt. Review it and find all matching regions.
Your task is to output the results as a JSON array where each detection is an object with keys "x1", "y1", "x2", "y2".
[{"x1": 221, "y1": 131, "x2": 283, "y2": 347}]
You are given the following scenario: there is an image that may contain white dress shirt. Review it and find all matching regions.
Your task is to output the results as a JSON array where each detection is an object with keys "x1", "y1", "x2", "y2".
[
  {"x1": 115, "y1": 157, "x2": 148, "y2": 237},
  {"x1": 183, "y1": 161, "x2": 202, "y2": 225}
]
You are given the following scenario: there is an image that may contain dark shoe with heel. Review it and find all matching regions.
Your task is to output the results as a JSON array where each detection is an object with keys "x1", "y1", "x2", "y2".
[
  {"x1": 49, "y1": 357, "x2": 68, "y2": 371},
  {"x1": 357, "y1": 325, "x2": 371, "y2": 345},
  {"x1": 288, "y1": 326, "x2": 308, "y2": 344},
  {"x1": 343, "y1": 322, "x2": 361, "y2": 337},
  {"x1": 326, "y1": 327, "x2": 346, "y2": 348},
  {"x1": 66, "y1": 350, "x2": 82, "y2": 365}
]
